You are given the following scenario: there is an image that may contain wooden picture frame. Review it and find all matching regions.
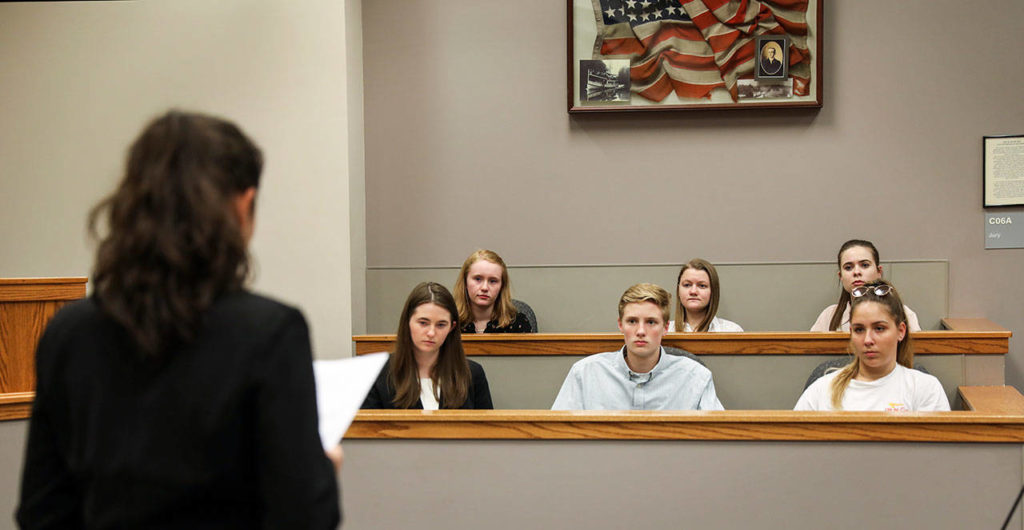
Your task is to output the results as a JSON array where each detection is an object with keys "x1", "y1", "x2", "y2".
[{"x1": 567, "y1": 0, "x2": 823, "y2": 113}]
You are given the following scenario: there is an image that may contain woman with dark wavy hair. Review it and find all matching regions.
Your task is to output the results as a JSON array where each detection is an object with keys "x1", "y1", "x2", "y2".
[{"x1": 17, "y1": 110, "x2": 341, "y2": 529}]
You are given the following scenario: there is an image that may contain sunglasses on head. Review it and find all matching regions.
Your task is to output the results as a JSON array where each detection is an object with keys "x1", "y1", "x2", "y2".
[{"x1": 851, "y1": 284, "x2": 894, "y2": 298}]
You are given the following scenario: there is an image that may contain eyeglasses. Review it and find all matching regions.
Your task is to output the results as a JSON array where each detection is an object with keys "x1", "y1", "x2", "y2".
[{"x1": 851, "y1": 284, "x2": 894, "y2": 298}]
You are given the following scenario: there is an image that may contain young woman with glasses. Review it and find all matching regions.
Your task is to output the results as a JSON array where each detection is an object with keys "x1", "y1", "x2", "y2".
[
  {"x1": 795, "y1": 280, "x2": 949, "y2": 411},
  {"x1": 810, "y1": 239, "x2": 921, "y2": 331}
]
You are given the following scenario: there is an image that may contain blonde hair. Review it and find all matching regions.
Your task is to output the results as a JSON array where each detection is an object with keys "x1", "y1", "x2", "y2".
[
  {"x1": 454, "y1": 249, "x2": 517, "y2": 328},
  {"x1": 673, "y1": 258, "x2": 721, "y2": 332},
  {"x1": 829, "y1": 280, "x2": 914, "y2": 409},
  {"x1": 618, "y1": 283, "x2": 671, "y2": 324}
]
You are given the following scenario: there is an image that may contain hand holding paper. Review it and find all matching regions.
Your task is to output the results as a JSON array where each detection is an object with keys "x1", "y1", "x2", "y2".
[{"x1": 312, "y1": 352, "x2": 389, "y2": 450}]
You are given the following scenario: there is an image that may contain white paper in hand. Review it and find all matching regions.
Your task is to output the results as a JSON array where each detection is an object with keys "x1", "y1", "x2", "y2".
[{"x1": 313, "y1": 352, "x2": 388, "y2": 450}]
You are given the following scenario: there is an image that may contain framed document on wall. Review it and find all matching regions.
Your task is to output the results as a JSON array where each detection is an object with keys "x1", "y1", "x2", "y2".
[
  {"x1": 984, "y1": 135, "x2": 1024, "y2": 207},
  {"x1": 568, "y1": 0, "x2": 823, "y2": 113}
]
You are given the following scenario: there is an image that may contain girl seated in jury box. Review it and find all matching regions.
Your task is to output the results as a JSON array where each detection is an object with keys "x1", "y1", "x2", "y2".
[
  {"x1": 669, "y1": 258, "x2": 743, "y2": 332},
  {"x1": 810, "y1": 239, "x2": 921, "y2": 332},
  {"x1": 454, "y1": 249, "x2": 534, "y2": 333},
  {"x1": 795, "y1": 280, "x2": 950, "y2": 411},
  {"x1": 363, "y1": 282, "x2": 493, "y2": 409}
]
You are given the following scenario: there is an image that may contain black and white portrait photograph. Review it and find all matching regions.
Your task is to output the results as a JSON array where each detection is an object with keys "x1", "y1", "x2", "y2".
[
  {"x1": 579, "y1": 59, "x2": 630, "y2": 103},
  {"x1": 755, "y1": 35, "x2": 789, "y2": 80}
]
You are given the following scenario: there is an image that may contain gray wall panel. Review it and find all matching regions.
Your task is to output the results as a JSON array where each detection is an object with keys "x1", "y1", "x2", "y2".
[
  {"x1": 342, "y1": 439, "x2": 1023, "y2": 530},
  {"x1": 0, "y1": 421, "x2": 28, "y2": 530}
]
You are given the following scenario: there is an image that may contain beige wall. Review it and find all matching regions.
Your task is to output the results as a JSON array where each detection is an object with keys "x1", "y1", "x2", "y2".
[
  {"x1": 362, "y1": 1, "x2": 1024, "y2": 386},
  {"x1": 0, "y1": 0, "x2": 354, "y2": 358}
]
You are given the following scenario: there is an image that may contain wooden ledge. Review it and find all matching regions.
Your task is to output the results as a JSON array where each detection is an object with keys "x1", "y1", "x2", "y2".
[
  {"x1": 354, "y1": 330, "x2": 1010, "y2": 356},
  {"x1": 0, "y1": 277, "x2": 87, "y2": 302},
  {"x1": 0, "y1": 392, "x2": 34, "y2": 421},
  {"x1": 348, "y1": 409, "x2": 1024, "y2": 442},
  {"x1": 7, "y1": 387, "x2": 1024, "y2": 441},
  {"x1": 959, "y1": 386, "x2": 1024, "y2": 414},
  {"x1": 942, "y1": 318, "x2": 1009, "y2": 332}
]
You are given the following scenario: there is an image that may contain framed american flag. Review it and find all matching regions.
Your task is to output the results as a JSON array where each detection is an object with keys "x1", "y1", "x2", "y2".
[{"x1": 568, "y1": 0, "x2": 823, "y2": 112}]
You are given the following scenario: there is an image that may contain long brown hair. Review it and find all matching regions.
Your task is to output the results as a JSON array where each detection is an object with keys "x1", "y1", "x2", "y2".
[
  {"x1": 88, "y1": 110, "x2": 262, "y2": 357},
  {"x1": 829, "y1": 280, "x2": 914, "y2": 408},
  {"x1": 828, "y1": 239, "x2": 880, "y2": 331},
  {"x1": 454, "y1": 249, "x2": 518, "y2": 328},
  {"x1": 673, "y1": 258, "x2": 721, "y2": 332},
  {"x1": 390, "y1": 282, "x2": 471, "y2": 408}
]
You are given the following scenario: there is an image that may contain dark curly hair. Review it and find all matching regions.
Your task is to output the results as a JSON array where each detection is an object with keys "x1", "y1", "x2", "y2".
[{"x1": 88, "y1": 110, "x2": 262, "y2": 356}]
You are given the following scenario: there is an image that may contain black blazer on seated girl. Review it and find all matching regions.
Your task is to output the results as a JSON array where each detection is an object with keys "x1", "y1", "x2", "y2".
[{"x1": 361, "y1": 359, "x2": 494, "y2": 409}]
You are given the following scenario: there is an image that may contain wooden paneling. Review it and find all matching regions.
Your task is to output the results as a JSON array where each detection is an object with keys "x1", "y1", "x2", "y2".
[
  {"x1": 0, "y1": 278, "x2": 87, "y2": 394},
  {"x1": 354, "y1": 330, "x2": 1011, "y2": 356}
]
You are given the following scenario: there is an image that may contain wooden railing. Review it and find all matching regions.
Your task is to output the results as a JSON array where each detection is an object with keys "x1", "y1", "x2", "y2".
[
  {"x1": 354, "y1": 324, "x2": 1011, "y2": 357},
  {"x1": 347, "y1": 386, "x2": 1024, "y2": 442}
]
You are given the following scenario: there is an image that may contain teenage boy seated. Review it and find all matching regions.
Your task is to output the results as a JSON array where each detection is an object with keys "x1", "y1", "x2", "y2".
[{"x1": 551, "y1": 283, "x2": 724, "y2": 410}]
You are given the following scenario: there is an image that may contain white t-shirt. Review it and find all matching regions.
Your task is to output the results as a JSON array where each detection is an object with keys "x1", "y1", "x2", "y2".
[
  {"x1": 794, "y1": 364, "x2": 950, "y2": 411},
  {"x1": 419, "y1": 378, "x2": 440, "y2": 410},
  {"x1": 668, "y1": 317, "x2": 743, "y2": 332},
  {"x1": 809, "y1": 303, "x2": 921, "y2": 332}
]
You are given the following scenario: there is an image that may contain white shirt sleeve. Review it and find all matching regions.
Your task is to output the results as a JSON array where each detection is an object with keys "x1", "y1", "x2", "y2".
[
  {"x1": 551, "y1": 364, "x2": 583, "y2": 410},
  {"x1": 697, "y1": 376, "x2": 725, "y2": 410},
  {"x1": 794, "y1": 376, "x2": 831, "y2": 411},
  {"x1": 913, "y1": 373, "x2": 951, "y2": 411},
  {"x1": 903, "y1": 306, "x2": 922, "y2": 332},
  {"x1": 810, "y1": 305, "x2": 838, "y2": 332}
]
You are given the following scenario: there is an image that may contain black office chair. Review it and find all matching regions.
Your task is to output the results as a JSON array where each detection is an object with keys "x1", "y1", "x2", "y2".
[
  {"x1": 512, "y1": 299, "x2": 538, "y2": 332},
  {"x1": 804, "y1": 357, "x2": 929, "y2": 389},
  {"x1": 663, "y1": 346, "x2": 705, "y2": 367}
]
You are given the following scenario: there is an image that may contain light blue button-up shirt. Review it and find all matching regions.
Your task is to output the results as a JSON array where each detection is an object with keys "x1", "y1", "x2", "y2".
[{"x1": 551, "y1": 347, "x2": 724, "y2": 410}]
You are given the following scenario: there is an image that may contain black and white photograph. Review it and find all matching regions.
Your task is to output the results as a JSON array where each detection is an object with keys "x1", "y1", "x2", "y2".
[
  {"x1": 755, "y1": 35, "x2": 789, "y2": 80},
  {"x1": 579, "y1": 59, "x2": 630, "y2": 103},
  {"x1": 737, "y1": 79, "x2": 793, "y2": 99}
]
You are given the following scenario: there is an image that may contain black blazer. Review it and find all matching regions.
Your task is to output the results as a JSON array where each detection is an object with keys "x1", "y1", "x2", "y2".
[
  {"x1": 17, "y1": 292, "x2": 340, "y2": 530},
  {"x1": 362, "y1": 359, "x2": 493, "y2": 409}
]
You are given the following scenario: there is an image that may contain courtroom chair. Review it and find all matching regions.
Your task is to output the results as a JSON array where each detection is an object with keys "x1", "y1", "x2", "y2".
[
  {"x1": 512, "y1": 299, "x2": 538, "y2": 332},
  {"x1": 663, "y1": 346, "x2": 705, "y2": 367},
  {"x1": 803, "y1": 357, "x2": 929, "y2": 389}
]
